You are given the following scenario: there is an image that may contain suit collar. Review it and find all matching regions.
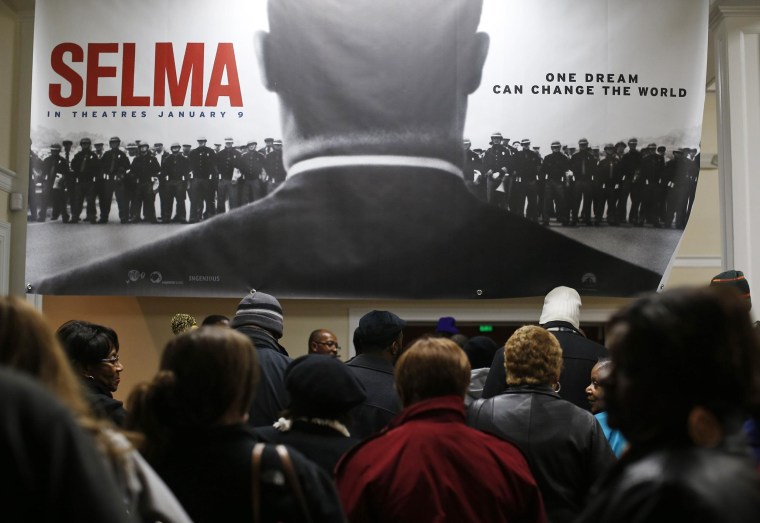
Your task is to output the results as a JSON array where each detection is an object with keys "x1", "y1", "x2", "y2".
[{"x1": 287, "y1": 155, "x2": 464, "y2": 180}]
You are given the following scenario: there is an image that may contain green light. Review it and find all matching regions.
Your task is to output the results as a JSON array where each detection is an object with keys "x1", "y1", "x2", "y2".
[{"x1": 479, "y1": 325, "x2": 494, "y2": 333}]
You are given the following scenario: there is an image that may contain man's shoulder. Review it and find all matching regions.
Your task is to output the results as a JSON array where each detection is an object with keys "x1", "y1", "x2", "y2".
[{"x1": 556, "y1": 333, "x2": 607, "y2": 358}]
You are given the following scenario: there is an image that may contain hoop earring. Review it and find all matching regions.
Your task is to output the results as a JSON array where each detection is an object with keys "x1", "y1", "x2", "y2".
[{"x1": 553, "y1": 381, "x2": 561, "y2": 393}]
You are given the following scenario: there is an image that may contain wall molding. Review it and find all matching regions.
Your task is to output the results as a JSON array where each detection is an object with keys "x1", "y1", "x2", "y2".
[
  {"x1": 710, "y1": 5, "x2": 760, "y2": 32},
  {"x1": 0, "y1": 221, "x2": 10, "y2": 295},
  {"x1": 672, "y1": 256, "x2": 723, "y2": 268},
  {"x1": 0, "y1": 165, "x2": 15, "y2": 192}
]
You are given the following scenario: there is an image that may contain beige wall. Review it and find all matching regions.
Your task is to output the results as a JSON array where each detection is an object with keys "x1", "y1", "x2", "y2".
[
  {"x1": 0, "y1": 2, "x2": 33, "y2": 296},
  {"x1": 0, "y1": 192, "x2": 9, "y2": 222},
  {"x1": 0, "y1": 4, "x2": 17, "y2": 226},
  {"x1": 664, "y1": 91, "x2": 722, "y2": 287},
  {"x1": 0, "y1": 4, "x2": 17, "y2": 169}
]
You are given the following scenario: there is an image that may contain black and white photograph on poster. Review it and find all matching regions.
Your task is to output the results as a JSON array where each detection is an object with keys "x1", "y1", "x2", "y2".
[{"x1": 26, "y1": 0, "x2": 708, "y2": 298}]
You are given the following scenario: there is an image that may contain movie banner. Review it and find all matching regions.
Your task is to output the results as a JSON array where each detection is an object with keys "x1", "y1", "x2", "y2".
[{"x1": 27, "y1": 0, "x2": 708, "y2": 299}]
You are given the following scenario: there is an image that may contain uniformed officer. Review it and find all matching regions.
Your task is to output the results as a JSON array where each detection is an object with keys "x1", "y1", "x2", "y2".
[
  {"x1": 151, "y1": 142, "x2": 169, "y2": 221},
  {"x1": 99, "y1": 137, "x2": 131, "y2": 223},
  {"x1": 129, "y1": 142, "x2": 160, "y2": 223},
  {"x1": 216, "y1": 136, "x2": 242, "y2": 212},
  {"x1": 462, "y1": 138, "x2": 481, "y2": 183},
  {"x1": 126, "y1": 142, "x2": 138, "y2": 162},
  {"x1": 154, "y1": 143, "x2": 168, "y2": 164},
  {"x1": 181, "y1": 143, "x2": 192, "y2": 157},
  {"x1": 188, "y1": 137, "x2": 218, "y2": 222},
  {"x1": 664, "y1": 148, "x2": 691, "y2": 229},
  {"x1": 91, "y1": 141, "x2": 106, "y2": 221},
  {"x1": 592, "y1": 144, "x2": 619, "y2": 225},
  {"x1": 591, "y1": 145, "x2": 600, "y2": 162},
  {"x1": 161, "y1": 143, "x2": 191, "y2": 223},
  {"x1": 264, "y1": 139, "x2": 286, "y2": 192},
  {"x1": 511, "y1": 139, "x2": 541, "y2": 220},
  {"x1": 239, "y1": 140, "x2": 268, "y2": 205},
  {"x1": 653, "y1": 146, "x2": 669, "y2": 225},
  {"x1": 636, "y1": 143, "x2": 664, "y2": 226},
  {"x1": 39, "y1": 143, "x2": 69, "y2": 222},
  {"x1": 28, "y1": 144, "x2": 42, "y2": 222},
  {"x1": 237, "y1": 140, "x2": 266, "y2": 206},
  {"x1": 463, "y1": 138, "x2": 484, "y2": 200},
  {"x1": 623, "y1": 138, "x2": 645, "y2": 225},
  {"x1": 259, "y1": 137, "x2": 275, "y2": 157},
  {"x1": 482, "y1": 132, "x2": 512, "y2": 209},
  {"x1": 541, "y1": 141, "x2": 569, "y2": 226},
  {"x1": 570, "y1": 138, "x2": 597, "y2": 226},
  {"x1": 70, "y1": 138, "x2": 100, "y2": 223},
  {"x1": 61, "y1": 139, "x2": 74, "y2": 168},
  {"x1": 685, "y1": 147, "x2": 700, "y2": 223}
]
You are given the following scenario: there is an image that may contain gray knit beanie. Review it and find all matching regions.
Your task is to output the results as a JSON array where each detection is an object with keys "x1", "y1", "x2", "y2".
[{"x1": 230, "y1": 290, "x2": 284, "y2": 338}]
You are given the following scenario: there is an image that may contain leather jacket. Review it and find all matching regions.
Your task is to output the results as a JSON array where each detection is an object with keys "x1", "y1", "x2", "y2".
[
  {"x1": 576, "y1": 444, "x2": 760, "y2": 522},
  {"x1": 468, "y1": 386, "x2": 614, "y2": 523}
]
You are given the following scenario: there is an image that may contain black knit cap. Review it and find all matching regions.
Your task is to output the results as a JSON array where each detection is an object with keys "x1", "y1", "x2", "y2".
[
  {"x1": 230, "y1": 290, "x2": 284, "y2": 338},
  {"x1": 285, "y1": 355, "x2": 367, "y2": 419},
  {"x1": 356, "y1": 310, "x2": 405, "y2": 348},
  {"x1": 463, "y1": 336, "x2": 499, "y2": 370},
  {"x1": 710, "y1": 270, "x2": 752, "y2": 309}
]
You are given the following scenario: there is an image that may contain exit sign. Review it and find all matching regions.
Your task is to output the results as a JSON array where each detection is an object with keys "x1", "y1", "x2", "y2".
[{"x1": 479, "y1": 325, "x2": 494, "y2": 333}]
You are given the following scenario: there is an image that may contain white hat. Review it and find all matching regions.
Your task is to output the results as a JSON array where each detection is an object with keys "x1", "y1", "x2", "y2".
[{"x1": 539, "y1": 286, "x2": 581, "y2": 329}]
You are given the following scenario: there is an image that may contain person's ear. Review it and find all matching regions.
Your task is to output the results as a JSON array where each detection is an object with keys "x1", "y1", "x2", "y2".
[
  {"x1": 460, "y1": 32, "x2": 490, "y2": 95},
  {"x1": 254, "y1": 31, "x2": 277, "y2": 93},
  {"x1": 687, "y1": 406, "x2": 724, "y2": 448},
  {"x1": 79, "y1": 363, "x2": 95, "y2": 380}
]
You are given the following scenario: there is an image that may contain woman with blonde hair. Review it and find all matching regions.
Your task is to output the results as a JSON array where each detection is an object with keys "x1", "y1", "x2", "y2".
[
  {"x1": 468, "y1": 325, "x2": 613, "y2": 523},
  {"x1": 0, "y1": 297, "x2": 190, "y2": 523}
]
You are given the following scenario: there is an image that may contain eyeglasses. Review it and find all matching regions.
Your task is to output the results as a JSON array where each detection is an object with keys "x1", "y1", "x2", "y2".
[
  {"x1": 315, "y1": 340, "x2": 341, "y2": 351},
  {"x1": 99, "y1": 355, "x2": 121, "y2": 365}
]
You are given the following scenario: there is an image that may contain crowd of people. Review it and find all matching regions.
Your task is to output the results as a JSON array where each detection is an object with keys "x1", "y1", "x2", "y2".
[
  {"x1": 3, "y1": 273, "x2": 760, "y2": 522},
  {"x1": 27, "y1": 136, "x2": 286, "y2": 224},
  {"x1": 466, "y1": 134, "x2": 701, "y2": 229}
]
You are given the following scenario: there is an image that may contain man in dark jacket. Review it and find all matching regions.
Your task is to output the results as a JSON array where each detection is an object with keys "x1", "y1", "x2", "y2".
[
  {"x1": 345, "y1": 310, "x2": 405, "y2": 439},
  {"x1": 230, "y1": 290, "x2": 291, "y2": 427},
  {"x1": 482, "y1": 286, "x2": 608, "y2": 411}
]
